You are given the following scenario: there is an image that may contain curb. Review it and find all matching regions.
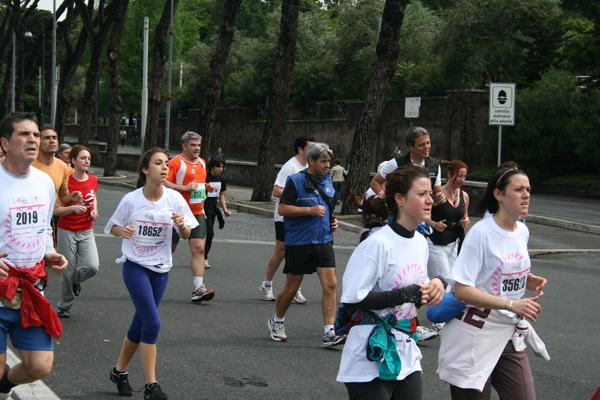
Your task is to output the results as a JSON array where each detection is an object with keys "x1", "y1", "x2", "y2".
[{"x1": 526, "y1": 214, "x2": 600, "y2": 236}]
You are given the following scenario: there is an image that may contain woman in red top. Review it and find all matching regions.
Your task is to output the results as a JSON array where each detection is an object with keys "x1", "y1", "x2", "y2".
[{"x1": 55, "y1": 145, "x2": 99, "y2": 318}]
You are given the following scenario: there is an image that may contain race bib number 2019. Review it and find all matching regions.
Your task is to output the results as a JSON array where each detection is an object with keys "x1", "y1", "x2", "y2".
[{"x1": 9, "y1": 195, "x2": 48, "y2": 239}]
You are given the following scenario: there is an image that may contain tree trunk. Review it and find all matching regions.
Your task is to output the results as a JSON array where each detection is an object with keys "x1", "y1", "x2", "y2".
[
  {"x1": 144, "y1": 0, "x2": 181, "y2": 151},
  {"x1": 104, "y1": 0, "x2": 129, "y2": 177},
  {"x1": 75, "y1": 0, "x2": 113, "y2": 146},
  {"x1": 55, "y1": 0, "x2": 90, "y2": 142},
  {"x1": 251, "y1": 0, "x2": 300, "y2": 202},
  {"x1": 198, "y1": 0, "x2": 242, "y2": 161},
  {"x1": 0, "y1": 9, "x2": 13, "y2": 116},
  {"x1": 341, "y1": 0, "x2": 408, "y2": 215}
]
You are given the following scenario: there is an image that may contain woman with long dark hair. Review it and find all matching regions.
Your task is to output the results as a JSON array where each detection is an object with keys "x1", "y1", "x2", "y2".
[
  {"x1": 105, "y1": 148, "x2": 197, "y2": 400},
  {"x1": 438, "y1": 167, "x2": 549, "y2": 399},
  {"x1": 336, "y1": 164, "x2": 446, "y2": 399}
]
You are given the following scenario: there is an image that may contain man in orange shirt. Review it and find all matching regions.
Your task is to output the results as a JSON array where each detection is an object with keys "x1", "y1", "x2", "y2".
[
  {"x1": 164, "y1": 131, "x2": 215, "y2": 303},
  {"x1": 31, "y1": 128, "x2": 82, "y2": 246}
]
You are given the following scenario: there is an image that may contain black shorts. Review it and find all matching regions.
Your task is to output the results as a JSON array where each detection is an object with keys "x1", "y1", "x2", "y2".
[
  {"x1": 172, "y1": 214, "x2": 207, "y2": 245},
  {"x1": 275, "y1": 221, "x2": 285, "y2": 242},
  {"x1": 283, "y1": 242, "x2": 335, "y2": 275}
]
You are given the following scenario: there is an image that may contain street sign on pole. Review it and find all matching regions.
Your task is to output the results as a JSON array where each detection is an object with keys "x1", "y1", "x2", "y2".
[
  {"x1": 489, "y1": 83, "x2": 516, "y2": 166},
  {"x1": 489, "y1": 83, "x2": 515, "y2": 126},
  {"x1": 405, "y1": 97, "x2": 421, "y2": 119}
]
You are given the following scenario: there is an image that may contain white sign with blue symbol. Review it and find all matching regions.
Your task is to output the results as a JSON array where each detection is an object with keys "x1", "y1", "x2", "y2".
[{"x1": 489, "y1": 83, "x2": 515, "y2": 126}]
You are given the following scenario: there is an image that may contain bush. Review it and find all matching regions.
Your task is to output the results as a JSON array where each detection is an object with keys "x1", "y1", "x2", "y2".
[{"x1": 506, "y1": 68, "x2": 600, "y2": 181}]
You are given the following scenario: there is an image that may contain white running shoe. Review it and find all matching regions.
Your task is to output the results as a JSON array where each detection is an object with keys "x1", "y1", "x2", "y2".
[
  {"x1": 268, "y1": 316, "x2": 287, "y2": 342},
  {"x1": 323, "y1": 329, "x2": 346, "y2": 348},
  {"x1": 191, "y1": 284, "x2": 215, "y2": 303},
  {"x1": 431, "y1": 322, "x2": 445, "y2": 332},
  {"x1": 260, "y1": 282, "x2": 276, "y2": 301},
  {"x1": 293, "y1": 287, "x2": 307, "y2": 304},
  {"x1": 204, "y1": 259, "x2": 211, "y2": 269},
  {"x1": 416, "y1": 325, "x2": 439, "y2": 342}
]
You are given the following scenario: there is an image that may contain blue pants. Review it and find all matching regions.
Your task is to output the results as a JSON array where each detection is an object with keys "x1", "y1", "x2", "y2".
[
  {"x1": 333, "y1": 181, "x2": 343, "y2": 204},
  {"x1": 123, "y1": 260, "x2": 169, "y2": 345}
]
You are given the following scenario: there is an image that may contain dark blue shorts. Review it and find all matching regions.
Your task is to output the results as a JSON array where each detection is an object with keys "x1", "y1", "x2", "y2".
[{"x1": 0, "y1": 307, "x2": 53, "y2": 352}]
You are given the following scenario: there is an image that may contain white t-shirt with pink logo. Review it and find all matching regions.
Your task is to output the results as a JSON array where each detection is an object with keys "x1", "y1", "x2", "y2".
[
  {"x1": 105, "y1": 187, "x2": 198, "y2": 273},
  {"x1": 0, "y1": 166, "x2": 55, "y2": 270},
  {"x1": 337, "y1": 225, "x2": 430, "y2": 383},
  {"x1": 446, "y1": 216, "x2": 530, "y2": 301}
]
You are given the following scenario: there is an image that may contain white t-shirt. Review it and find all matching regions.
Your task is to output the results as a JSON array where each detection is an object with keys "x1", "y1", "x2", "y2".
[
  {"x1": 337, "y1": 225, "x2": 430, "y2": 383},
  {"x1": 446, "y1": 216, "x2": 530, "y2": 300},
  {"x1": 273, "y1": 156, "x2": 307, "y2": 222},
  {"x1": 380, "y1": 157, "x2": 442, "y2": 188},
  {"x1": 206, "y1": 181, "x2": 222, "y2": 198},
  {"x1": 0, "y1": 165, "x2": 55, "y2": 270},
  {"x1": 105, "y1": 187, "x2": 198, "y2": 273}
]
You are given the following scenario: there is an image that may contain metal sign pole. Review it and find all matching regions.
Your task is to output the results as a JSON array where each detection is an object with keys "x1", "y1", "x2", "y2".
[{"x1": 497, "y1": 125, "x2": 502, "y2": 166}]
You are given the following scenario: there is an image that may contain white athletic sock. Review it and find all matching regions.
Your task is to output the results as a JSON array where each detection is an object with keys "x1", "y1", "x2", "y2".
[
  {"x1": 324, "y1": 325, "x2": 334, "y2": 335},
  {"x1": 273, "y1": 314, "x2": 285, "y2": 323},
  {"x1": 263, "y1": 280, "x2": 273, "y2": 287},
  {"x1": 193, "y1": 276, "x2": 204, "y2": 290}
]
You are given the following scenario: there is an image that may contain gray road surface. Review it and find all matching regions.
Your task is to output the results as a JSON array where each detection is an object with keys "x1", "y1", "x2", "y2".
[{"x1": 9, "y1": 183, "x2": 600, "y2": 399}]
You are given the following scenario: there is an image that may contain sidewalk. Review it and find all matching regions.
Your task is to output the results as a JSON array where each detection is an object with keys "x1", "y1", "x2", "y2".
[{"x1": 94, "y1": 168, "x2": 600, "y2": 236}]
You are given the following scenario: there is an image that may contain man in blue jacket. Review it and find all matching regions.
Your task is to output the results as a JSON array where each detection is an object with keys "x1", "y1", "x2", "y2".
[{"x1": 267, "y1": 142, "x2": 345, "y2": 348}]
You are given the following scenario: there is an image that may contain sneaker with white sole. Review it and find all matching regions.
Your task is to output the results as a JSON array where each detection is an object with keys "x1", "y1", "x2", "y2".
[
  {"x1": 109, "y1": 366, "x2": 133, "y2": 397},
  {"x1": 204, "y1": 260, "x2": 211, "y2": 269},
  {"x1": 431, "y1": 322, "x2": 445, "y2": 332},
  {"x1": 416, "y1": 325, "x2": 439, "y2": 342},
  {"x1": 191, "y1": 284, "x2": 215, "y2": 303},
  {"x1": 144, "y1": 381, "x2": 168, "y2": 400},
  {"x1": 268, "y1": 316, "x2": 287, "y2": 342},
  {"x1": 323, "y1": 329, "x2": 346, "y2": 348},
  {"x1": 293, "y1": 287, "x2": 307, "y2": 304},
  {"x1": 260, "y1": 282, "x2": 276, "y2": 301}
]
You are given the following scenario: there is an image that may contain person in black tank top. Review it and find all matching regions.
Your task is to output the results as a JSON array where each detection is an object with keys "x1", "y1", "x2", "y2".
[{"x1": 425, "y1": 160, "x2": 470, "y2": 291}]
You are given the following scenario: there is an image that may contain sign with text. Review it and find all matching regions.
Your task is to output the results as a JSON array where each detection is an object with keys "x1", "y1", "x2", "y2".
[
  {"x1": 489, "y1": 83, "x2": 515, "y2": 126},
  {"x1": 405, "y1": 97, "x2": 421, "y2": 118}
]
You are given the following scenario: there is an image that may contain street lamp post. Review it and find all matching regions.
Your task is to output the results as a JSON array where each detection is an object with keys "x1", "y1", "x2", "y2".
[
  {"x1": 50, "y1": 0, "x2": 57, "y2": 129},
  {"x1": 10, "y1": 31, "x2": 15, "y2": 113}
]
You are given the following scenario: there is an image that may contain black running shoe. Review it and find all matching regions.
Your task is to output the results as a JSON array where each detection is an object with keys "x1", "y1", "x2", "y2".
[
  {"x1": 144, "y1": 382, "x2": 168, "y2": 400},
  {"x1": 57, "y1": 308, "x2": 70, "y2": 318},
  {"x1": 73, "y1": 283, "x2": 81, "y2": 296},
  {"x1": 110, "y1": 366, "x2": 133, "y2": 397}
]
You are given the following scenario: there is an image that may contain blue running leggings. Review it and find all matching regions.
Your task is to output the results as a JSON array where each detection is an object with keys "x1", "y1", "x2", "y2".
[{"x1": 123, "y1": 260, "x2": 169, "y2": 345}]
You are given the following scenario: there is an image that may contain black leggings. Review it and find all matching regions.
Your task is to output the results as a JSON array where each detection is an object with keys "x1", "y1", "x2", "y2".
[
  {"x1": 205, "y1": 212, "x2": 216, "y2": 259},
  {"x1": 345, "y1": 372, "x2": 423, "y2": 400}
]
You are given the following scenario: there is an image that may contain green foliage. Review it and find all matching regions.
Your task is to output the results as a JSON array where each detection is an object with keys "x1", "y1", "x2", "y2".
[
  {"x1": 391, "y1": 1, "x2": 445, "y2": 97},
  {"x1": 329, "y1": 0, "x2": 385, "y2": 100},
  {"x1": 436, "y1": 0, "x2": 563, "y2": 90},
  {"x1": 219, "y1": 9, "x2": 281, "y2": 107},
  {"x1": 506, "y1": 68, "x2": 600, "y2": 181},
  {"x1": 559, "y1": 17, "x2": 599, "y2": 74},
  {"x1": 290, "y1": 8, "x2": 338, "y2": 105}
]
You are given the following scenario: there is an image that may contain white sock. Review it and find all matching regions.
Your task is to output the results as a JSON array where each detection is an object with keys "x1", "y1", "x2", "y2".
[
  {"x1": 263, "y1": 280, "x2": 273, "y2": 287},
  {"x1": 324, "y1": 325, "x2": 334, "y2": 335},
  {"x1": 273, "y1": 314, "x2": 285, "y2": 323},
  {"x1": 193, "y1": 276, "x2": 204, "y2": 290}
]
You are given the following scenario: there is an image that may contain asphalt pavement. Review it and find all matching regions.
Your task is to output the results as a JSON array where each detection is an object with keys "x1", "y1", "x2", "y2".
[{"x1": 6, "y1": 169, "x2": 600, "y2": 399}]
